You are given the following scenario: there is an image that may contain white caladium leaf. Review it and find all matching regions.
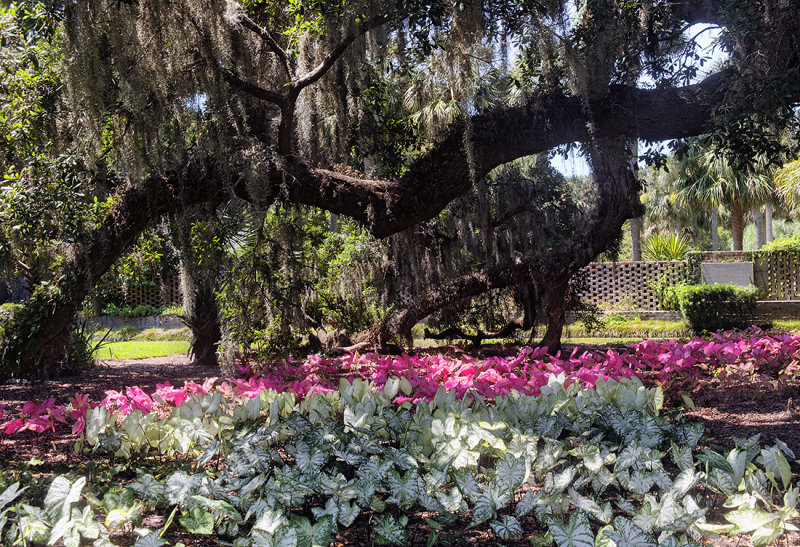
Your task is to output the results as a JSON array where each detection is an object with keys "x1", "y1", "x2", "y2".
[
  {"x1": 726, "y1": 448, "x2": 748, "y2": 485},
  {"x1": 759, "y1": 447, "x2": 792, "y2": 490},
  {"x1": 291, "y1": 515, "x2": 335, "y2": 547},
  {"x1": 750, "y1": 522, "x2": 784, "y2": 547},
  {"x1": 784, "y1": 486, "x2": 799, "y2": 509},
  {"x1": 693, "y1": 521, "x2": 735, "y2": 536},
  {"x1": 373, "y1": 513, "x2": 408, "y2": 546},
  {"x1": 670, "y1": 443, "x2": 694, "y2": 472},
  {"x1": 632, "y1": 500, "x2": 659, "y2": 533},
  {"x1": 673, "y1": 422, "x2": 704, "y2": 449},
  {"x1": 133, "y1": 530, "x2": 166, "y2": 547},
  {"x1": 45, "y1": 476, "x2": 85, "y2": 522},
  {"x1": 570, "y1": 445, "x2": 604, "y2": 473},
  {"x1": 436, "y1": 487, "x2": 464, "y2": 513},
  {"x1": 604, "y1": 517, "x2": 656, "y2": 547},
  {"x1": 179, "y1": 506, "x2": 214, "y2": 535},
  {"x1": 654, "y1": 493, "x2": 684, "y2": 529},
  {"x1": 707, "y1": 468, "x2": 736, "y2": 496},
  {"x1": 549, "y1": 467, "x2": 577, "y2": 494},
  {"x1": 468, "y1": 494, "x2": 496, "y2": 528},
  {"x1": 274, "y1": 526, "x2": 299, "y2": 547},
  {"x1": 724, "y1": 508, "x2": 780, "y2": 534},
  {"x1": 0, "y1": 482, "x2": 25, "y2": 511},
  {"x1": 547, "y1": 511, "x2": 594, "y2": 547},
  {"x1": 615, "y1": 443, "x2": 644, "y2": 472},
  {"x1": 516, "y1": 490, "x2": 541, "y2": 517},
  {"x1": 254, "y1": 509, "x2": 288, "y2": 534},
  {"x1": 495, "y1": 454, "x2": 529, "y2": 492},
  {"x1": 723, "y1": 493, "x2": 758, "y2": 509},
  {"x1": 594, "y1": 524, "x2": 616, "y2": 547},
  {"x1": 568, "y1": 489, "x2": 610, "y2": 524},
  {"x1": 490, "y1": 515, "x2": 523, "y2": 541},
  {"x1": 669, "y1": 468, "x2": 702, "y2": 499},
  {"x1": 166, "y1": 471, "x2": 203, "y2": 506},
  {"x1": 338, "y1": 501, "x2": 360, "y2": 528}
]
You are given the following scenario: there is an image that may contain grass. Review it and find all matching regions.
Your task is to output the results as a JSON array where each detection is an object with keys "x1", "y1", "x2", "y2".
[{"x1": 95, "y1": 341, "x2": 191, "y2": 360}]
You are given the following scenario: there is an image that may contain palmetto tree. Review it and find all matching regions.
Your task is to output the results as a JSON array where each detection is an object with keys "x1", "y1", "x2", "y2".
[
  {"x1": 674, "y1": 141, "x2": 775, "y2": 251},
  {"x1": 775, "y1": 159, "x2": 800, "y2": 211}
]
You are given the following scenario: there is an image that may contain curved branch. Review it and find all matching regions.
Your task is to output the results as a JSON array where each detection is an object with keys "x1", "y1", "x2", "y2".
[
  {"x1": 221, "y1": 69, "x2": 285, "y2": 106},
  {"x1": 293, "y1": 12, "x2": 393, "y2": 92},
  {"x1": 280, "y1": 70, "x2": 730, "y2": 237},
  {"x1": 239, "y1": 14, "x2": 294, "y2": 77}
]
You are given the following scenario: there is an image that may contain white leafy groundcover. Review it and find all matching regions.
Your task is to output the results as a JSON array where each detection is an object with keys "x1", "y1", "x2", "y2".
[{"x1": 0, "y1": 375, "x2": 798, "y2": 546}]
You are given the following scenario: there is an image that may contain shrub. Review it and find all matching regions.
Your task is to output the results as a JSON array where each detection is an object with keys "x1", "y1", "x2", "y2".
[
  {"x1": 760, "y1": 232, "x2": 800, "y2": 253},
  {"x1": 642, "y1": 232, "x2": 690, "y2": 261},
  {"x1": 649, "y1": 276, "x2": 688, "y2": 311},
  {"x1": 99, "y1": 303, "x2": 177, "y2": 317},
  {"x1": 678, "y1": 283, "x2": 757, "y2": 333}
]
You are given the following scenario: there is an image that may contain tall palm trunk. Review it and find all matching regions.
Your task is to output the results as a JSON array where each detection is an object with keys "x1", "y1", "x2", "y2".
[
  {"x1": 730, "y1": 200, "x2": 745, "y2": 251},
  {"x1": 765, "y1": 203, "x2": 774, "y2": 242},
  {"x1": 630, "y1": 217, "x2": 642, "y2": 261},
  {"x1": 711, "y1": 209, "x2": 719, "y2": 251}
]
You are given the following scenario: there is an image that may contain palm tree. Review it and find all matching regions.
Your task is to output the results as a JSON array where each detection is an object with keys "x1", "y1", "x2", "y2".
[
  {"x1": 674, "y1": 141, "x2": 775, "y2": 251},
  {"x1": 775, "y1": 158, "x2": 800, "y2": 210}
]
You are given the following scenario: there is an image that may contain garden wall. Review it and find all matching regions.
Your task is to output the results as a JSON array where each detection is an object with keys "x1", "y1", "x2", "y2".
[
  {"x1": 576, "y1": 261, "x2": 687, "y2": 310},
  {"x1": 577, "y1": 250, "x2": 800, "y2": 310},
  {"x1": 110, "y1": 274, "x2": 183, "y2": 308}
]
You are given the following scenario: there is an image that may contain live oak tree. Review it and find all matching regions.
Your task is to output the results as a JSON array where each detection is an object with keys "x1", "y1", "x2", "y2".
[{"x1": 3, "y1": 0, "x2": 800, "y2": 376}]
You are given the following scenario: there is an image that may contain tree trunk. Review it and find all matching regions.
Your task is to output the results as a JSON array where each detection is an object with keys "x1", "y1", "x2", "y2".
[
  {"x1": 711, "y1": 209, "x2": 719, "y2": 251},
  {"x1": 181, "y1": 261, "x2": 221, "y2": 367},
  {"x1": 630, "y1": 216, "x2": 643, "y2": 261},
  {"x1": 730, "y1": 200, "x2": 744, "y2": 251},
  {"x1": 0, "y1": 157, "x2": 225, "y2": 378},
  {"x1": 539, "y1": 280, "x2": 570, "y2": 352},
  {"x1": 765, "y1": 202, "x2": 774, "y2": 242},
  {"x1": 752, "y1": 206, "x2": 766, "y2": 249},
  {"x1": 381, "y1": 137, "x2": 643, "y2": 353}
]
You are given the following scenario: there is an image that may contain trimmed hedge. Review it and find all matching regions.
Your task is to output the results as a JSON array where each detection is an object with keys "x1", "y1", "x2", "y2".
[{"x1": 678, "y1": 283, "x2": 757, "y2": 333}]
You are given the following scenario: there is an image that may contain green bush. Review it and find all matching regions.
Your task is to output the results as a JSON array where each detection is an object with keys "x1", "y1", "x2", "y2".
[
  {"x1": 760, "y1": 232, "x2": 800, "y2": 253},
  {"x1": 642, "y1": 232, "x2": 691, "y2": 261},
  {"x1": 99, "y1": 303, "x2": 179, "y2": 318},
  {"x1": 649, "y1": 275, "x2": 687, "y2": 311},
  {"x1": 678, "y1": 283, "x2": 757, "y2": 333}
]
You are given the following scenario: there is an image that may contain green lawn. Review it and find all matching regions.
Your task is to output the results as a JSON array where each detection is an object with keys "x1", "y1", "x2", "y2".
[{"x1": 94, "y1": 340, "x2": 191, "y2": 360}]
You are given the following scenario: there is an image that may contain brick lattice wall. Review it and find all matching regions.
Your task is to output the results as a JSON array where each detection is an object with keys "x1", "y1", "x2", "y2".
[
  {"x1": 115, "y1": 274, "x2": 182, "y2": 308},
  {"x1": 577, "y1": 261, "x2": 688, "y2": 310}
]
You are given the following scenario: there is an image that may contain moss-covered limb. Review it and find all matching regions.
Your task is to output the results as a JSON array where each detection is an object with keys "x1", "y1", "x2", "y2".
[
  {"x1": 380, "y1": 139, "x2": 644, "y2": 353},
  {"x1": 0, "y1": 157, "x2": 226, "y2": 379}
]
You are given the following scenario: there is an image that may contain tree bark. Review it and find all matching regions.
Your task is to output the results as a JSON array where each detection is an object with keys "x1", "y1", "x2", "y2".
[
  {"x1": 540, "y1": 280, "x2": 570, "y2": 352},
  {"x1": 2, "y1": 157, "x2": 226, "y2": 378},
  {"x1": 180, "y1": 261, "x2": 222, "y2": 368},
  {"x1": 752, "y1": 206, "x2": 766, "y2": 249},
  {"x1": 765, "y1": 203, "x2": 774, "y2": 242},
  {"x1": 630, "y1": 217, "x2": 643, "y2": 261},
  {"x1": 711, "y1": 209, "x2": 719, "y2": 251},
  {"x1": 730, "y1": 200, "x2": 745, "y2": 251}
]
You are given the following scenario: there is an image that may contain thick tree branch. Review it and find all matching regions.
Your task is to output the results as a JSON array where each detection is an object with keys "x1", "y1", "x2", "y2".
[
  {"x1": 221, "y1": 69, "x2": 285, "y2": 106},
  {"x1": 280, "y1": 70, "x2": 730, "y2": 237}
]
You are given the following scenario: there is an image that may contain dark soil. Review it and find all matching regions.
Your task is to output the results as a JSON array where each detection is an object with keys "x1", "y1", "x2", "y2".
[{"x1": 1, "y1": 346, "x2": 799, "y2": 546}]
